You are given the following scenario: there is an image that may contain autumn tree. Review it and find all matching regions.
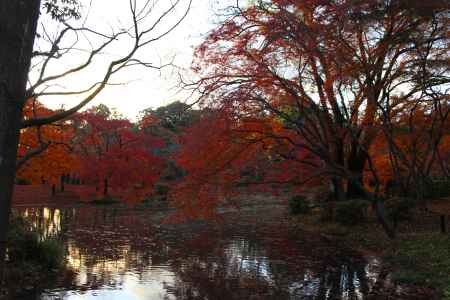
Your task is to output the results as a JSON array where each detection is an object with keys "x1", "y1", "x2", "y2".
[
  {"x1": 183, "y1": 0, "x2": 449, "y2": 236},
  {"x1": 0, "y1": 0, "x2": 192, "y2": 268},
  {"x1": 74, "y1": 105, "x2": 164, "y2": 203},
  {"x1": 17, "y1": 99, "x2": 77, "y2": 187},
  {"x1": 367, "y1": 100, "x2": 450, "y2": 199},
  {"x1": 171, "y1": 108, "x2": 322, "y2": 220},
  {"x1": 141, "y1": 101, "x2": 201, "y2": 133},
  {"x1": 138, "y1": 101, "x2": 206, "y2": 182}
]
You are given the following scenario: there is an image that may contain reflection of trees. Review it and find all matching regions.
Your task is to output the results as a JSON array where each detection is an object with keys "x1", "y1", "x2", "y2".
[
  {"x1": 18, "y1": 207, "x2": 384, "y2": 299},
  {"x1": 165, "y1": 233, "x2": 276, "y2": 300},
  {"x1": 163, "y1": 226, "x2": 380, "y2": 300},
  {"x1": 166, "y1": 246, "x2": 370, "y2": 299},
  {"x1": 17, "y1": 206, "x2": 73, "y2": 239},
  {"x1": 62, "y1": 207, "x2": 165, "y2": 290}
]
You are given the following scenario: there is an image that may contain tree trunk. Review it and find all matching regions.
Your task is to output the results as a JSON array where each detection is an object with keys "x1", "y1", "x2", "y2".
[
  {"x1": 440, "y1": 215, "x2": 447, "y2": 234},
  {"x1": 347, "y1": 146, "x2": 368, "y2": 199},
  {"x1": 373, "y1": 198, "x2": 396, "y2": 239},
  {"x1": 331, "y1": 178, "x2": 346, "y2": 201},
  {"x1": 346, "y1": 171, "x2": 365, "y2": 199},
  {"x1": 348, "y1": 177, "x2": 396, "y2": 238},
  {"x1": 60, "y1": 174, "x2": 65, "y2": 192},
  {"x1": 104, "y1": 178, "x2": 109, "y2": 196},
  {"x1": 0, "y1": 0, "x2": 42, "y2": 276},
  {"x1": 333, "y1": 137, "x2": 346, "y2": 202}
]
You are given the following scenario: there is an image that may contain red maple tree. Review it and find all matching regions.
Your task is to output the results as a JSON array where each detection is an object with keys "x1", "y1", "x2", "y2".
[
  {"x1": 170, "y1": 107, "x2": 322, "y2": 220},
  {"x1": 174, "y1": 0, "x2": 449, "y2": 236},
  {"x1": 73, "y1": 106, "x2": 165, "y2": 203}
]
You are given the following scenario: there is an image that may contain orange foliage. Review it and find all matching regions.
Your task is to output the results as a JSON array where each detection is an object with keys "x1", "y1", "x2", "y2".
[
  {"x1": 170, "y1": 109, "x2": 322, "y2": 220},
  {"x1": 17, "y1": 101, "x2": 166, "y2": 205},
  {"x1": 190, "y1": 0, "x2": 449, "y2": 201},
  {"x1": 366, "y1": 103, "x2": 450, "y2": 192},
  {"x1": 17, "y1": 100, "x2": 77, "y2": 184}
]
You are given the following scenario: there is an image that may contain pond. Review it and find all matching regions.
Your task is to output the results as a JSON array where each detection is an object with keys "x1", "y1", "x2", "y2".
[{"x1": 12, "y1": 204, "x2": 395, "y2": 300}]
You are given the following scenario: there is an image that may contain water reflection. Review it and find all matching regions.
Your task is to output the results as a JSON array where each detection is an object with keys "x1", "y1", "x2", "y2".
[
  {"x1": 14, "y1": 206, "x2": 389, "y2": 300},
  {"x1": 21, "y1": 207, "x2": 65, "y2": 239}
]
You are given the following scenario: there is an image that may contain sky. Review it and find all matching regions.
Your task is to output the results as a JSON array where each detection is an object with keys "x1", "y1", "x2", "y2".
[{"x1": 33, "y1": 0, "x2": 230, "y2": 120}]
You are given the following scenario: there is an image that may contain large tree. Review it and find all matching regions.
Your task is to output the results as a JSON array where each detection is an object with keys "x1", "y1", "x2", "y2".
[
  {"x1": 186, "y1": 0, "x2": 449, "y2": 236},
  {"x1": 0, "y1": 0, "x2": 192, "y2": 268}
]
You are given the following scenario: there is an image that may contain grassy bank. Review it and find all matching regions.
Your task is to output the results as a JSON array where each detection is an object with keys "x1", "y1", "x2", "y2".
[
  {"x1": 1, "y1": 217, "x2": 73, "y2": 298},
  {"x1": 290, "y1": 212, "x2": 450, "y2": 299},
  {"x1": 386, "y1": 234, "x2": 450, "y2": 299}
]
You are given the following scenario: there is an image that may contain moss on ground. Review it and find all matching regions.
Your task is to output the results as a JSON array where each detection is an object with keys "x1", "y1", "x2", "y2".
[
  {"x1": 386, "y1": 234, "x2": 450, "y2": 299},
  {"x1": 290, "y1": 212, "x2": 450, "y2": 299}
]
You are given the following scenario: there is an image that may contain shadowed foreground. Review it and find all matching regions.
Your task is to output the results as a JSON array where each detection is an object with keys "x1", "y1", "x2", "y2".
[{"x1": 5, "y1": 203, "x2": 434, "y2": 300}]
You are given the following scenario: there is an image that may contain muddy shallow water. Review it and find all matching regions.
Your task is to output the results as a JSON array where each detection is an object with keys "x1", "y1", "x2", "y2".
[{"x1": 11, "y1": 204, "x2": 402, "y2": 300}]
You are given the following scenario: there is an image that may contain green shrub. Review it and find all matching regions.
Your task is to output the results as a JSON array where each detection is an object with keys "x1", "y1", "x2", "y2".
[
  {"x1": 391, "y1": 270, "x2": 427, "y2": 285},
  {"x1": 7, "y1": 220, "x2": 40, "y2": 262},
  {"x1": 319, "y1": 201, "x2": 335, "y2": 222},
  {"x1": 15, "y1": 178, "x2": 31, "y2": 185},
  {"x1": 39, "y1": 238, "x2": 65, "y2": 270},
  {"x1": 155, "y1": 183, "x2": 170, "y2": 196},
  {"x1": 428, "y1": 179, "x2": 450, "y2": 199},
  {"x1": 335, "y1": 199, "x2": 370, "y2": 226},
  {"x1": 388, "y1": 178, "x2": 450, "y2": 199},
  {"x1": 91, "y1": 195, "x2": 119, "y2": 205},
  {"x1": 163, "y1": 160, "x2": 185, "y2": 181},
  {"x1": 7, "y1": 217, "x2": 65, "y2": 270},
  {"x1": 385, "y1": 197, "x2": 414, "y2": 222},
  {"x1": 288, "y1": 195, "x2": 310, "y2": 215}
]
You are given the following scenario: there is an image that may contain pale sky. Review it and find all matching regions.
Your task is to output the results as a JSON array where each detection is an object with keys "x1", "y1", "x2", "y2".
[{"x1": 33, "y1": 0, "x2": 231, "y2": 120}]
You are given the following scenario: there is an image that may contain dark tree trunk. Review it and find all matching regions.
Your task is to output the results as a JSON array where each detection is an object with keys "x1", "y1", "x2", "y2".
[
  {"x1": 374, "y1": 198, "x2": 396, "y2": 239},
  {"x1": 349, "y1": 177, "x2": 396, "y2": 239},
  {"x1": 60, "y1": 175, "x2": 65, "y2": 192},
  {"x1": 347, "y1": 146, "x2": 368, "y2": 199},
  {"x1": 346, "y1": 171, "x2": 365, "y2": 199},
  {"x1": 104, "y1": 178, "x2": 109, "y2": 196},
  {"x1": 0, "y1": 0, "x2": 42, "y2": 276},
  {"x1": 440, "y1": 215, "x2": 447, "y2": 234},
  {"x1": 331, "y1": 178, "x2": 346, "y2": 202},
  {"x1": 332, "y1": 137, "x2": 346, "y2": 202}
]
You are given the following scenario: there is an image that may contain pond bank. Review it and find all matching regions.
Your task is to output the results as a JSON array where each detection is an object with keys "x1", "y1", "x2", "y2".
[
  {"x1": 0, "y1": 217, "x2": 75, "y2": 299},
  {"x1": 3, "y1": 199, "x2": 448, "y2": 299},
  {"x1": 289, "y1": 210, "x2": 450, "y2": 300}
]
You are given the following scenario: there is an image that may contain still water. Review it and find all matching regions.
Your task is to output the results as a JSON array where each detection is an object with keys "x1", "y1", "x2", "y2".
[{"x1": 14, "y1": 205, "x2": 391, "y2": 300}]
